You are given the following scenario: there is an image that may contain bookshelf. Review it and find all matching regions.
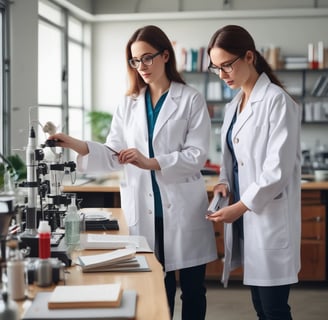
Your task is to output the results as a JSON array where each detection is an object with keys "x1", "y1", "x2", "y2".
[
  {"x1": 276, "y1": 68, "x2": 328, "y2": 123},
  {"x1": 182, "y1": 71, "x2": 237, "y2": 124},
  {"x1": 182, "y1": 68, "x2": 328, "y2": 124}
]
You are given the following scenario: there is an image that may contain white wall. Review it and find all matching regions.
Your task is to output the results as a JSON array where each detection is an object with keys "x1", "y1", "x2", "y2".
[{"x1": 91, "y1": 13, "x2": 328, "y2": 162}]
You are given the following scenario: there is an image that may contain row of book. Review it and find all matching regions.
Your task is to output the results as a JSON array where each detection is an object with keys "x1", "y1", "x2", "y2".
[
  {"x1": 179, "y1": 47, "x2": 210, "y2": 72},
  {"x1": 178, "y1": 47, "x2": 328, "y2": 72},
  {"x1": 304, "y1": 102, "x2": 328, "y2": 122}
]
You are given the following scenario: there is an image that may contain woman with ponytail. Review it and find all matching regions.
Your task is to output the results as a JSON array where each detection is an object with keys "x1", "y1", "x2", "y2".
[{"x1": 206, "y1": 25, "x2": 301, "y2": 320}]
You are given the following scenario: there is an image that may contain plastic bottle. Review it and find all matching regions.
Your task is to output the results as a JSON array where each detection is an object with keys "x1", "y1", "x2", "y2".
[
  {"x1": 65, "y1": 195, "x2": 80, "y2": 249},
  {"x1": 38, "y1": 220, "x2": 51, "y2": 259},
  {"x1": 6, "y1": 241, "x2": 26, "y2": 301},
  {"x1": 36, "y1": 220, "x2": 52, "y2": 287}
]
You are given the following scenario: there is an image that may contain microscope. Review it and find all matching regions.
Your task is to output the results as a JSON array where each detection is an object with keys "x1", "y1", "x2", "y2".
[{"x1": 18, "y1": 124, "x2": 78, "y2": 266}]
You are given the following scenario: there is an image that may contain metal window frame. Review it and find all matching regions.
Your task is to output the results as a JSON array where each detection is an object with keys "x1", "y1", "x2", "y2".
[
  {"x1": 0, "y1": 0, "x2": 10, "y2": 156},
  {"x1": 38, "y1": 0, "x2": 88, "y2": 139}
]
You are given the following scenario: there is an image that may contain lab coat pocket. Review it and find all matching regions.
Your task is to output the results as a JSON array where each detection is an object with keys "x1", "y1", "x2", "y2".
[
  {"x1": 119, "y1": 183, "x2": 138, "y2": 226},
  {"x1": 254, "y1": 198, "x2": 289, "y2": 250},
  {"x1": 166, "y1": 177, "x2": 208, "y2": 230}
]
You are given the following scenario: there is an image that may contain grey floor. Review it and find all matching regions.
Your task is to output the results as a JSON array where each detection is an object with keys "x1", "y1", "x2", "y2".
[{"x1": 173, "y1": 281, "x2": 328, "y2": 320}]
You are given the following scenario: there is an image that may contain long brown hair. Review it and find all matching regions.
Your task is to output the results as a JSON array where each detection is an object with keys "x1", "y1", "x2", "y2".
[
  {"x1": 125, "y1": 25, "x2": 185, "y2": 96},
  {"x1": 207, "y1": 25, "x2": 284, "y2": 89}
]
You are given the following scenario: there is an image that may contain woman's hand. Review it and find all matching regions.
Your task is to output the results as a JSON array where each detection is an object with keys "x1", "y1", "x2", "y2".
[
  {"x1": 206, "y1": 201, "x2": 248, "y2": 223},
  {"x1": 213, "y1": 183, "x2": 229, "y2": 198},
  {"x1": 48, "y1": 133, "x2": 89, "y2": 156},
  {"x1": 118, "y1": 148, "x2": 160, "y2": 170}
]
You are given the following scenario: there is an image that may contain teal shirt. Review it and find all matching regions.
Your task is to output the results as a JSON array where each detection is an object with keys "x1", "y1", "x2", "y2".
[{"x1": 145, "y1": 88, "x2": 168, "y2": 218}]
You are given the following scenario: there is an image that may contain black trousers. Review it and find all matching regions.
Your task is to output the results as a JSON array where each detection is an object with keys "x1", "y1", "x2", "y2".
[
  {"x1": 250, "y1": 285, "x2": 292, "y2": 320},
  {"x1": 165, "y1": 264, "x2": 207, "y2": 320},
  {"x1": 155, "y1": 216, "x2": 207, "y2": 319}
]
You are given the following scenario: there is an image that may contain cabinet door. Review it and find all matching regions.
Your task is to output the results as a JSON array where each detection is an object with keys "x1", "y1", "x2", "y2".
[{"x1": 299, "y1": 204, "x2": 326, "y2": 280}]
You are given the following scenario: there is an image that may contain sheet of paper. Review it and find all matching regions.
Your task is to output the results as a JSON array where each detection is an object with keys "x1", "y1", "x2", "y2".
[{"x1": 80, "y1": 234, "x2": 153, "y2": 252}]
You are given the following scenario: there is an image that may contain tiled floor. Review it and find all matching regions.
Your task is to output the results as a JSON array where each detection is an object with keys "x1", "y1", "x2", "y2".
[{"x1": 173, "y1": 281, "x2": 328, "y2": 320}]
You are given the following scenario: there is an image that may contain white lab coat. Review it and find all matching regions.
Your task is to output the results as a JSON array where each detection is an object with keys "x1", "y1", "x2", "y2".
[
  {"x1": 77, "y1": 81, "x2": 217, "y2": 272},
  {"x1": 219, "y1": 73, "x2": 302, "y2": 287}
]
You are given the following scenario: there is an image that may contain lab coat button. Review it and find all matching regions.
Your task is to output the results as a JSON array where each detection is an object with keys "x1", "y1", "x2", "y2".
[
  {"x1": 148, "y1": 193, "x2": 152, "y2": 197},
  {"x1": 167, "y1": 204, "x2": 171, "y2": 209},
  {"x1": 234, "y1": 137, "x2": 239, "y2": 144},
  {"x1": 148, "y1": 209, "x2": 152, "y2": 214},
  {"x1": 240, "y1": 161, "x2": 244, "y2": 166}
]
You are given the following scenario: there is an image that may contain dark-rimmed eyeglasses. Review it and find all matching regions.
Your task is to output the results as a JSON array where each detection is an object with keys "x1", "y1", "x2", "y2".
[
  {"x1": 128, "y1": 51, "x2": 163, "y2": 69},
  {"x1": 208, "y1": 55, "x2": 242, "y2": 75}
]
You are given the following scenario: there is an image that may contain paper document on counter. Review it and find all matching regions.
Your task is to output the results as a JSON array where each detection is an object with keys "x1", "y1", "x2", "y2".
[
  {"x1": 80, "y1": 234, "x2": 153, "y2": 252},
  {"x1": 82, "y1": 255, "x2": 151, "y2": 273},
  {"x1": 78, "y1": 247, "x2": 136, "y2": 272}
]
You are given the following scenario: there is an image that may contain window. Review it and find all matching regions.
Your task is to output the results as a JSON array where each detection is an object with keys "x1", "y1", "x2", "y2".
[{"x1": 38, "y1": 0, "x2": 91, "y2": 160}]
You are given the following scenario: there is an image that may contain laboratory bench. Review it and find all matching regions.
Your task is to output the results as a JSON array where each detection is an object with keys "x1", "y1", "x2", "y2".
[
  {"x1": 18, "y1": 208, "x2": 171, "y2": 320},
  {"x1": 62, "y1": 174, "x2": 328, "y2": 282}
]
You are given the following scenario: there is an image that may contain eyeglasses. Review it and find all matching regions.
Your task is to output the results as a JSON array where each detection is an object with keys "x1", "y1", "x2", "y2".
[
  {"x1": 128, "y1": 51, "x2": 163, "y2": 69},
  {"x1": 208, "y1": 55, "x2": 242, "y2": 75}
]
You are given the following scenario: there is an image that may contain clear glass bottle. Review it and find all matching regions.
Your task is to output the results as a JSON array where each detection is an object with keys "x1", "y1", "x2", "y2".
[{"x1": 64, "y1": 195, "x2": 80, "y2": 250}]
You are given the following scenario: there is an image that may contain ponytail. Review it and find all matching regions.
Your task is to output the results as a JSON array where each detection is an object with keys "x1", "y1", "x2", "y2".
[{"x1": 254, "y1": 51, "x2": 285, "y2": 89}]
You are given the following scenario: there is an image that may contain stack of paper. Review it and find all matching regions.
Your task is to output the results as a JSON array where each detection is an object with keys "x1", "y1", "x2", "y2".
[{"x1": 77, "y1": 247, "x2": 150, "y2": 272}]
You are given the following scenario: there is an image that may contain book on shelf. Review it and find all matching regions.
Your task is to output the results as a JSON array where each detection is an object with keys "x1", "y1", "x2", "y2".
[
  {"x1": 316, "y1": 77, "x2": 328, "y2": 96},
  {"x1": 80, "y1": 233, "x2": 153, "y2": 252},
  {"x1": 48, "y1": 283, "x2": 123, "y2": 309},
  {"x1": 283, "y1": 56, "x2": 308, "y2": 69},
  {"x1": 22, "y1": 290, "x2": 137, "y2": 320},
  {"x1": 181, "y1": 47, "x2": 209, "y2": 72},
  {"x1": 311, "y1": 75, "x2": 326, "y2": 96}
]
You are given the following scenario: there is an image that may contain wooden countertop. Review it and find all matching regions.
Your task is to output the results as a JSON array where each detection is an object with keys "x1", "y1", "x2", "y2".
[
  {"x1": 18, "y1": 208, "x2": 171, "y2": 320},
  {"x1": 63, "y1": 174, "x2": 328, "y2": 193}
]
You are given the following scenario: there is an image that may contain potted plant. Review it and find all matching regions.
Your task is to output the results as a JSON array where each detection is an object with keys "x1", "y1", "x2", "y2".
[{"x1": 87, "y1": 110, "x2": 113, "y2": 143}]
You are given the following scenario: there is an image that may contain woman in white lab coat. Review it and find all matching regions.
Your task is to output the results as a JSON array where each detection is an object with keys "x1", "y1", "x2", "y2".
[
  {"x1": 49, "y1": 25, "x2": 217, "y2": 320},
  {"x1": 206, "y1": 25, "x2": 301, "y2": 319}
]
